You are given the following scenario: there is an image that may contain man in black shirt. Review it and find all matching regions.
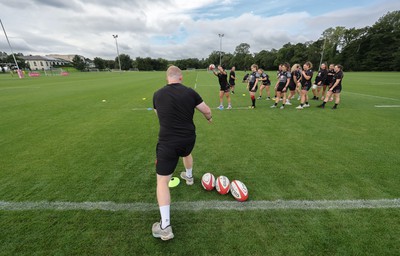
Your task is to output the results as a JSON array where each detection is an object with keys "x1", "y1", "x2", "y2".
[
  {"x1": 152, "y1": 66, "x2": 212, "y2": 240},
  {"x1": 229, "y1": 66, "x2": 236, "y2": 94}
]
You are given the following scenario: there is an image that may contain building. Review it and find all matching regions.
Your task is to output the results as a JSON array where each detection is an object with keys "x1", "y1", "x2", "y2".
[{"x1": 21, "y1": 55, "x2": 70, "y2": 71}]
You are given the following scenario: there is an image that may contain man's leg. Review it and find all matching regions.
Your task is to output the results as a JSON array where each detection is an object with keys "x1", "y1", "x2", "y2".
[
  {"x1": 152, "y1": 174, "x2": 174, "y2": 240},
  {"x1": 181, "y1": 154, "x2": 194, "y2": 185}
]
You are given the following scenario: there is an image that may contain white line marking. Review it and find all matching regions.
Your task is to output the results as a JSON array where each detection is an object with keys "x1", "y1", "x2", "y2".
[
  {"x1": 0, "y1": 199, "x2": 399, "y2": 212},
  {"x1": 194, "y1": 73, "x2": 198, "y2": 89},
  {"x1": 345, "y1": 91, "x2": 400, "y2": 101},
  {"x1": 0, "y1": 86, "x2": 41, "y2": 90},
  {"x1": 132, "y1": 108, "x2": 153, "y2": 111},
  {"x1": 375, "y1": 105, "x2": 400, "y2": 108}
]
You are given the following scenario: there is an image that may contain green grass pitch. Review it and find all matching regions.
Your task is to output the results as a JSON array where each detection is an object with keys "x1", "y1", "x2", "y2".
[{"x1": 0, "y1": 71, "x2": 399, "y2": 255}]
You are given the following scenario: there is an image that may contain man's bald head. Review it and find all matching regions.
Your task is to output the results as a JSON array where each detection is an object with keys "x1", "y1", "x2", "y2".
[{"x1": 166, "y1": 66, "x2": 182, "y2": 84}]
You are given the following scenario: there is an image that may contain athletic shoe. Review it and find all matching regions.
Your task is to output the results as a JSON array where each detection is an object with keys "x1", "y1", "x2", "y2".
[
  {"x1": 257, "y1": 96, "x2": 262, "y2": 100},
  {"x1": 266, "y1": 97, "x2": 271, "y2": 100},
  {"x1": 227, "y1": 105, "x2": 232, "y2": 110},
  {"x1": 280, "y1": 106, "x2": 285, "y2": 109},
  {"x1": 297, "y1": 96, "x2": 301, "y2": 100},
  {"x1": 218, "y1": 105, "x2": 224, "y2": 110},
  {"x1": 152, "y1": 222, "x2": 174, "y2": 241},
  {"x1": 316, "y1": 97, "x2": 319, "y2": 100},
  {"x1": 285, "y1": 100, "x2": 292, "y2": 105},
  {"x1": 270, "y1": 105, "x2": 276, "y2": 108},
  {"x1": 272, "y1": 97, "x2": 276, "y2": 100},
  {"x1": 279, "y1": 97, "x2": 283, "y2": 101},
  {"x1": 296, "y1": 105, "x2": 303, "y2": 110},
  {"x1": 249, "y1": 106, "x2": 255, "y2": 109},
  {"x1": 317, "y1": 104, "x2": 325, "y2": 108},
  {"x1": 180, "y1": 172, "x2": 194, "y2": 185},
  {"x1": 304, "y1": 104, "x2": 310, "y2": 108},
  {"x1": 332, "y1": 106, "x2": 337, "y2": 110},
  {"x1": 231, "y1": 91, "x2": 235, "y2": 94}
]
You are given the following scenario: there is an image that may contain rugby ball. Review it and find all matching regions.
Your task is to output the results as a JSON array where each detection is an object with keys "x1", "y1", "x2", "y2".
[
  {"x1": 209, "y1": 64, "x2": 216, "y2": 70},
  {"x1": 215, "y1": 176, "x2": 230, "y2": 195},
  {"x1": 230, "y1": 180, "x2": 248, "y2": 202},
  {"x1": 201, "y1": 173, "x2": 215, "y2": 191}
]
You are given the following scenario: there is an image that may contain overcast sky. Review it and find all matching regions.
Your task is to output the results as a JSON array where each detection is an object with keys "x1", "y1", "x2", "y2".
[{"x1": 0, "y1": 0, "x2": 399, "y2": 60}]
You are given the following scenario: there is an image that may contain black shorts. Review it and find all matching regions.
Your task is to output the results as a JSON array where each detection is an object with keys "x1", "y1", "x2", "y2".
[
  {"x1": 220, "y1": 85, "x2": 230, "y2": 93},
  {"x1": 301, "y1": 83, "x2": 312, "y2": 91},
  {"x1": 288, "y1": 81, "x2": 296, "y2": 91},
  {"x1": 156, "y1": 138, "x2": 196, "y2": 176},
  {"x1": 249, "y1": 83, "x2": 258, "y2": 92},
  {"x1": 277, "y1": 83, "x2": 287, "y2": 93},
  {"x1": 229, "y1": 81, "x2": 235, "y2": 86},
  {"x1": 332, "y1": 87, "x2": 342, "y2": 93}
]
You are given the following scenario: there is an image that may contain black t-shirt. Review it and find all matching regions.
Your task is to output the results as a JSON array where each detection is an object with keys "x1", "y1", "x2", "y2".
[
  {"x1": 332, "y1": 71, "x2": 344, "y2": 88},
  {"x1": 229, "y1": 71, "x2": 236, "y2": 84},
  {"x1": 260, "y1": 72, "x2": 270, "y2": 85},
  {"x1": 326, "y1": 69, "x2": 335, "y2": 85},
  {"x1": 291, "y1": 70, "x2": 301, "y2": 84},
  {"x1": 315, "y1": 69, "x2": 327, "y2": 84},
  {"x1": 153, "y1": 83, "x2": 203, "y2": 141},
  {"x1": 217, "y1": 72, "x2": 228, "y2": 87},
  {"x1": 301, "y1": 69, "x2": 313, "y2": 86}
]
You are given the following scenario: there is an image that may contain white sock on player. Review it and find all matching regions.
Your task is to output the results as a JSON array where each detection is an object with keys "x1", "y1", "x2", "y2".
[
  {"x1": 160, "y1": 205, "x2": 170, "y2": 229},
  {"x1": 186, "y1": 168, "x2": 192, "y2": 178}
]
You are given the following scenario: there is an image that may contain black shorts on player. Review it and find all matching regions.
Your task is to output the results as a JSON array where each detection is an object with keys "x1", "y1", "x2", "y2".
[
  {"x1": 332, "y1": 86, "x2": 342, "y2": 93},
  {"x1": 156, "y1": 138, "x2": 196, "y2": 176},
  {"x1": 288, "y1": 81, "x2": 296, "y2": 91},
  {"x1": 220, "y1": 85, "x2": 230, "y2": 93},
  {"x1": 277, "y1": 83, "x2": 287, "y2": 92},
  {"x1": 249, "y1": 84, "x2": 258, "y2": 92}
]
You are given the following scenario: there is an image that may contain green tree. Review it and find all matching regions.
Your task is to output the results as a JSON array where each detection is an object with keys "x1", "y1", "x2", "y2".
[
  {"x1": 72, "y1": 55, "x2": 86, "y2": 71},
  {"x1": 117, "y1": 54, "x2": 132, "y2": 70},
  {"x1": 93, "y1": 57, "x2": 106, "y2": 70}
]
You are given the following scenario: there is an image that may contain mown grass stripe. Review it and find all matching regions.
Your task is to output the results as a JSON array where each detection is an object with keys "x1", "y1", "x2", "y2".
[{"x1": 1, "y1": 199, "x2": 399, "y2": 212}]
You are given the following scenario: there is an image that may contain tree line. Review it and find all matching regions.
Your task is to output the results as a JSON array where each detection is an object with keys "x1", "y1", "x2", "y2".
[{"x1": 1, "y1": 11, "x2": 398, "y2": 72}]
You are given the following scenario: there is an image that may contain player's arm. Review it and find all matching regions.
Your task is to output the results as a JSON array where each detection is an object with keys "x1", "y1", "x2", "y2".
[
  {"x1": 284, "y1": 77, "x2": 290, "y2": 91},
  {"x1": 252, "y1": 78, "x2": 258, "y2": 90},
  {"x1": 196, "y1": 102, "x2": 213, "y2": 123}
]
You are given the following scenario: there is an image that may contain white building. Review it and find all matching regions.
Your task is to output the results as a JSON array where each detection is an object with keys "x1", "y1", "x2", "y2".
[{"x1": 21, "y1": 55, "x2": 70, "y2": 70}]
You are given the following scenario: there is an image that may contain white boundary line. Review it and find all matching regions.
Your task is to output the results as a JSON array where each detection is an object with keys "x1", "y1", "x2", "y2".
[
  {"x1": 1, "y1": 199, "x2": 399, "y2": 212},
  {"x1": 345, "y1": 91, "x2": 400, "y2": 101},
  {"x1": 374, "y1": 105, "x2": 400, "y2": 108}
]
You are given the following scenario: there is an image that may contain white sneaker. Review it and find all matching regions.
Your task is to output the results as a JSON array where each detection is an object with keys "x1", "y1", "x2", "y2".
[
  {"x1": 180, "y1": 172, "x2": 194, "y2": 185},
  {"x1": 270, "y1": 105, "x2": 276, "y2": 108},
  {"x1": 266, "y1": 97, "x2": 271, "y2": 100},
  {"x1": 257, "y1": 96, "x2": 262, "y2": 100},
  {"x1": 296, "y1": 105, "x2": 303, "y2": 110},
  {"x1": 227, "y1": 105, "x2": 232, "y2": 109},
  {"x1": 304, "y1": 104, "x2": 310, "y2": 108},
  {"x1": 285, "y1": 100, "x2": 292, "y2": 105},
  {"x1": 152, "y1": 222, "x2": 174, "y2": 241},
  {"x1": 280, "y1": 106, "x2": 285, "y2": 109},
  {"x1": 218, "y1": 105, "x2": 224, "y2": 110}
]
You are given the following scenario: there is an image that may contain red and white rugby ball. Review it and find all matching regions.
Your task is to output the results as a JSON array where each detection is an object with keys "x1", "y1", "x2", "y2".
[
  {"x1": 230, "y1": 180, "x2": 248, "y2": 202},
  {"x1": 215, "y1": 176, "x2": 230, "y2": 195},
  {"x1": 201, "y1": 173, "x2": 215, "y2": 191},
  {"x1": 209, "y1": 64, "x2": 215, "y2": 70}
]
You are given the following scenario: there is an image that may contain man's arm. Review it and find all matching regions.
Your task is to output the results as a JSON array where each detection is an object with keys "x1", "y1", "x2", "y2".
[{"x1": 196, "y1": 102, "x2": 212, "y2": 123}]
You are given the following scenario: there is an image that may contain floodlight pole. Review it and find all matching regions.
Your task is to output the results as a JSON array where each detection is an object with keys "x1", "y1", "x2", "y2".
[
  {"x1": 319, "y1": 36, "x2": 327, "y2": 68},
  {"x1": 218, "y1": 33, "x2": 224, "y2": 66},
  {"x1": 1, "y1": 19, "x2": 22, "y2": 78},
  {"x1": 113, "y1": 34, "x2": 122, "y2": 72}
]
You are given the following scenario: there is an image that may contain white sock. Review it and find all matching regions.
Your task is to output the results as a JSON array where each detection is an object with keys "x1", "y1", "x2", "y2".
[
  {"x1": 186, "y1": 168, "x2": 192, "y2": 178},
  {"x1": 160, "y1": 205, "x2": 170, "y2": 229}
]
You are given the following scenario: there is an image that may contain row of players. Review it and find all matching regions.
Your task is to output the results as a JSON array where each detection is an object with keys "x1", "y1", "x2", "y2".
[{"x1": 212, "y1": 62, "x2": 344, "y2": 109}]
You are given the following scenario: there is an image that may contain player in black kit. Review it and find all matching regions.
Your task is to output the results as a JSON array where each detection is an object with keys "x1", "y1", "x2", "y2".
[
  {"x1": 229, "y1": 66, "x2": 236, "y2": 94},
  {"x1": 247, "y1": 64, "x2": 260, "y2": 108},
  {"x1": 257, "y1": 68, "x2": 271, "y2": 100},
  {"x1": 296, "y1": 61, "x2": 313, "y2": 110},
  {"x1": 312, "y1": 63, "x2": 328, "y2": 100},
  {"x1": 213, "y1": 65, "x2": 232, "y2": 109},
  {"x1": 152, "y1": 66, "x2": 212, "y2": 240},
  {"x1": 318, "y1": 64, "x2": 344, "y2": 109},
  {"x1": 271, "y1": 62, "x2": 291, "y2": 109}
]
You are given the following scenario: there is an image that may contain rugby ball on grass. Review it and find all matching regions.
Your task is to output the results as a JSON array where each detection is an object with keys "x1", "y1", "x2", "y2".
[
  {"x1": 209, "y1": 64, "x2": 216, "y2": 70},
  {"x1": 201, "y1": 173, "x2": 215, "y2": 191},
  {"x1": 230, "y1": 180, "x2": 248, "y2": 202},
  {"x1": 215, "y1": 176, "x2": 230, "y2": 195}
]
